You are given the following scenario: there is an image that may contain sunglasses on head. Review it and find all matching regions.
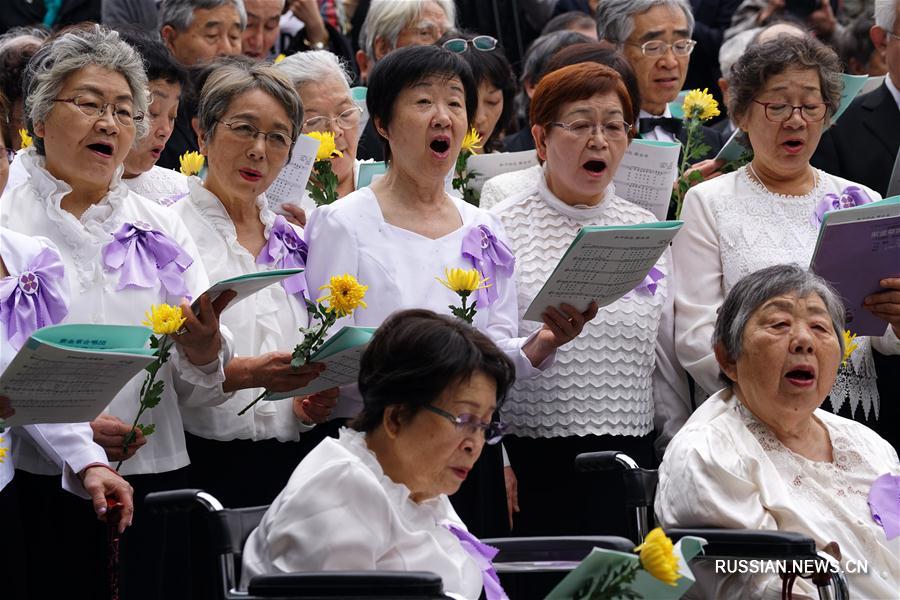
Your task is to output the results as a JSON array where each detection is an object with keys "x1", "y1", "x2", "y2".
[{"x1": 442, "y1": 35, "x2": 498, "y2": 53}]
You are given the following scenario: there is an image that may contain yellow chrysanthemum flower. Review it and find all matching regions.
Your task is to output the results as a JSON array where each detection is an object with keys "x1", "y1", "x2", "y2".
[
  {"x1": 460, "y1": 128, "x2": 483, "y2": 154},
  {"x1": 635, "y1": 527, "x2": 681, "y2": 586},
  {"x1": 682, "y1": 88, "x2": 720, "y2": 121},
  {"x1": 317, "y1": 274, "x2": 368, "y2": 317},
  {"x1": 308, "y1": 131, "x2": 344, "y2": 161},
  {"x1": 179, "y1": 150, "x2": 205, "y2": 176},
  {"x1": 142, "y1": 304, "x2": 187, "y2": 336},
  {"x1": 436, "y1": 268, "x2": 491, "y2": 294},
  {"x1": 19, "y1": 128, "x2": 33, "y2": 149},
  {"x1": 842, "y1": 330, "x2": 859, "y2": 365},
  {"x1": 274, "y1": 53, "x2": 286, "y2": 64},
  {"x1": 0, "y1": 437, "x2": 7, "y2": 464}
]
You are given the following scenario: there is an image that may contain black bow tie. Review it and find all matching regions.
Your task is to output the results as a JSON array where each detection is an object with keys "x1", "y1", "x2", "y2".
[{"x1": 639, "y1": 117, "x2": 683, "y2": 135}]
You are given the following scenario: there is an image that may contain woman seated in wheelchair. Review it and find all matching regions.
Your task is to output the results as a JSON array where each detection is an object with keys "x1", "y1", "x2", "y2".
[
  {"x1": 242, "y1": 309, "x2": 515, "y2": 599},
  {"x1": 657, "y1": 265, "x2": 899, "y2": 599}
]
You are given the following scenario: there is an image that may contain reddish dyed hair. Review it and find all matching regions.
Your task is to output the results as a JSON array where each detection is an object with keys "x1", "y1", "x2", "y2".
[{"x1": 529, "y1": 62, "x2": 635, "y2": 136}]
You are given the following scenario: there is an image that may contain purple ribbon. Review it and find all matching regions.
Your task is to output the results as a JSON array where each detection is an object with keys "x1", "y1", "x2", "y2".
[
  {"x1": 868, "y1": 473, "x2": 900, "y2": 541},
  {"x1": 256, "y1": 215, "x2": 308, "y2": 297},
  {"x1": 446, "y1": 524, "x2": 508, "y2": 600},
  {"x1": 158, "y1": 192, "x2": 188, "y2": 207},
  {"x1": 634, "y1": 266, "x2": 665, "y2": 296},
  {"x1": 810, "y1": 186, "x2": 873, "y2": 227},
  {"x1": 461, "y1": 225, "x2": 515, "y2": 307},
  {"x1": 0, "y1": 246, "x2": 69, "y2": 350},
  {"x1": 101, "y1": 221, "x2": 193, "y2": 299}
]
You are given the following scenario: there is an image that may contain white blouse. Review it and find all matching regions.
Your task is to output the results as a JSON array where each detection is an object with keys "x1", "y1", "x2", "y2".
[
  {"x1": 172, "y1": 178, "x2": 312, "y2": 442},
  {"x1": 121, "y1": 165, "x2": 189, "y2": 206},
  {"x1": 479, "y1": 165, "x2": 542, "y2": 211},
  {"x1": 0, "y1": 227, "x2": 109, "y2": 496},
  {"x1": 492, "y1": 174, "x2": 690, "y2": 444},
  {"x1": 304, "y1": 187, "x2": 549, "y2": 410},
  {"x1": 0, "y1": 148, "x2": 232, "y2": 476},
  {"x1": 672, "y1": 167, "x2": 897, "y2": 418},
  {"x1": 241, "y1": 428, "x2": 483, "y2": 599},
  {"x1": 656, "y1": 388, "x2": 900, "y2": 599}
]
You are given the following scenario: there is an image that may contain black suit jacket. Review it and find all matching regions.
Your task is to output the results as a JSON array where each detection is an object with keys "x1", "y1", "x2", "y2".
[
  {"x1": 811, "y1": 83, "x2": 900, "y2": 197},
  {"x1": 502, "y1": 127, "x2": 535, "y2": 153}
]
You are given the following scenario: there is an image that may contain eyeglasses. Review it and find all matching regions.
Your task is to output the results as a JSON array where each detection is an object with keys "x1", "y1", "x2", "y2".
[
  {"x1": 550, "y1": 119, "x2": 632, "y2": 141},
  {"x1": 751, "y1": 100, "x2": 828, "y2": 123},
  {"x1": 627, "y1": 38, "x2": 696, "y2": 58},
  {"x1": 424, "y1": 405, "x2": 506, "y2": 445},
  {"x1": 302, "y1": 106, "x2": 363, "y2": 133},
  {"x1": 52, "y1": 94, "x2": 143, "y2": 127},
  {"x1": 3, "y1": 147, "x2": 14, "y2": 165},
  {"x1": 218, "y1": 119, "x2": 294, "y2": 149},
  {"x1": 442, "y1": 35, "x2": 498, "y2": 53}
]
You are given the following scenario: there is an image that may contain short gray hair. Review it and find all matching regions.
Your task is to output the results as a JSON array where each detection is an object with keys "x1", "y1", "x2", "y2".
[
  {"x1": 23, "y1": 25, "x2": 150, "y2": 155},
  {"x1": 874, "y1": 0, "x2": 898, "y2": 31},
  {"x1": 727, "y1": 35, "x2": 843, "y2": 127},
  {"x1": 359, "y1": 0, "x2": 456, "y2": 61},
  {"x1": 714, "y1": 265, "x2": 846, "y2": 379},
  {"x1": 274, "y1": 50, "x2": 352, "y2": 93},
  {"x1": 197, "y1": 59, "x2": 303, "y2": 148},
  {"x1": 595, "y1": 0, "x2": 695, "y2": 45},
  {"x1": 159, "y1": 0, "x2": 247, "y2": 32}
]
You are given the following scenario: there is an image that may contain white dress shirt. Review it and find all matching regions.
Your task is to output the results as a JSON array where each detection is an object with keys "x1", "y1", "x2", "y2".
[
  {"x1": 241, "y1": 428, "x2": 483, "y2": 599},
  {"x1": 122, "y1": 165, "x2": 189, "y2": 206},
  {"x1": 656, "y1": 388, "x2": 900, "y2": 600},
  {"x1": 173, "y1": 178, "x2": 313, "y2": 442},
  {"x1": 0, "y1": 227, "x2": 108, "y2": 496},
  {"x1": 638, "y1": 105, "x2": 679, "y2": 144},
  {"x1": 1, "y1": 147, "x2": 233, "y2": 476}
]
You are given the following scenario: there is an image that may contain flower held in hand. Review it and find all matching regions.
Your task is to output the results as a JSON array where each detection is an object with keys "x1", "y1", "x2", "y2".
[{"x1": 635, "y1": 527, "x2": 681, "y2": 586}]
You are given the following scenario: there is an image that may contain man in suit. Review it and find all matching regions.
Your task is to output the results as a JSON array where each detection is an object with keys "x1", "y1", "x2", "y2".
[
  {"x1": 812, "y1": 0, "x2": 900, "y2": 197},
  {"x1": 595, "y1": 0, "x2": 724, "y2": 160}
]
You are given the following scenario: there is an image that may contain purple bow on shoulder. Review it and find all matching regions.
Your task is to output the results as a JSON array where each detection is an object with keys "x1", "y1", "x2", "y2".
[
  {"x1": 256, "y1": 215, "x2": 308, "y2": 297},
  {"x1": 868, "y1": 473, "x2": 900, "y2": 541},
  {"x1": 810, "y1": 186, "x2": 873, "y2": 227},
  {"x1": 0, "y1": 246, "x2": 69, "y2": 350},
  {"x1": 446, "y1": 524, "x2": 509, "y2": 600},
  {"x1": 634, "y1": 266, "x2": 666, "y2": 296},
  {"x1": 101, "y1": 221, "x2": 193, "y2": 299},
  {"x1": 461, "y1": 225, "x2": 515, "y2": 307}
]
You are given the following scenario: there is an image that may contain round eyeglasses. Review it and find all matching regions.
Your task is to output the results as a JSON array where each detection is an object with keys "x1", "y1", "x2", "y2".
[
  {"x1": 218, "y1": 120, "x2": 294, "y2": 149},
  {"x1": 424, "y1": 405, "x2": 506, "y2": 445},
  {"x1": 627, "y1": 38, "x2": 696, "y2": 58},
  {"x1": 751, "y1": 100, "x2": 828, "y2": 123},
  {"x1": 302, "y1": 106, "x2": 363, "y2": 133},
  {"x1": 442, "y1": 35, "x2": 498, "y2": 53},
  {"x1": 550, "y1": 119, "x2": 632, "y2": 141},
  {"x1": 52, "y1": 94, "x2": 143, "y2": 127}
]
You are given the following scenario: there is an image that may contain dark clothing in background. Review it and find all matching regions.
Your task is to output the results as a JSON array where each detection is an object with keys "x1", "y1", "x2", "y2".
[
  {"x1": 0, "y1": 0, "x2": 101, "y2": 33},
  {"x1": 685, "y1": 0, "x2": 743, "y2": 119},
  {"x1": 101, "y1": 0, "x2": 159, "y2": 31}
]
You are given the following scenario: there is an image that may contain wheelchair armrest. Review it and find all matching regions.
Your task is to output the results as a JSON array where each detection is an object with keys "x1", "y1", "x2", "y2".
[
  {"x1": 247, "y1": 571, "x2": 446, "y2": 598},
  {"x1": 144, "y1": 489, "x2": 224, "y2": 514},
  {"x1": 574, "y1": 451, "x2": 638, "y2": 472},
  {"x1": 667, "y1": 528, "x2": 818, "y2": 560},
  {"x1": 484, "y1": 536, "x2": 635, "y2": 563}
]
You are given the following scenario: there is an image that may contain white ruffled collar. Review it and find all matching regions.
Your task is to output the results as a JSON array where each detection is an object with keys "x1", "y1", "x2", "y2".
[
  {"x1": 186, "y1": 177, "x2": 278, "y2": 248},
  {"x1": 537, "y1": 165, "x2": 618, "y2": 221}
]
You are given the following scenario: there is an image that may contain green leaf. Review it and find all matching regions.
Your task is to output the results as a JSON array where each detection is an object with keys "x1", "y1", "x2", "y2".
[
  {"x1": 687, "y1": 169, "x2": 704, "y2": 183},
  {"x1": 136, "y1": 423, "x2": 156, "y2": 436}
]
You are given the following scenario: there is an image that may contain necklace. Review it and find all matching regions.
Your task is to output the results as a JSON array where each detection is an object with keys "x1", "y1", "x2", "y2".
[{"x1": 747, "y1": 162, "x2": 817, "y2": 197}]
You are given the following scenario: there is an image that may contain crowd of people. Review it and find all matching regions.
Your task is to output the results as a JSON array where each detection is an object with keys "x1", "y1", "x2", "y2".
[{"x1": 0, "y1": 0, "x2": 898, "y2": 599}]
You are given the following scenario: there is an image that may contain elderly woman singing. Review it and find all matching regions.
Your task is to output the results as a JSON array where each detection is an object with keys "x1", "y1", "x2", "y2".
[
  {"x1": 657, "y1": 264, "x2": 899, "y2": 599},
  {"x1": 0, "y1": 26, "x2": 232, "y2": 600}
]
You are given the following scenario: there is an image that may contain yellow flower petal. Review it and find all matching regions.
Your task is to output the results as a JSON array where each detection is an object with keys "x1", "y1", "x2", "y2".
[
  {"x1": 842, "y1": 330, "x2": 859, "y2": 365},
  {"x1": 460, "y1": 128, "x2": 484, "y2": 154},
  {"x1": 635, "y1": 527, "x2": 681, "y2": 586},
  {"x1": 317, "y1": 274, "x2": 368, "y2": 317},
  {"x1": 308, "y1": 131, "x2": 344, "y2": 160},
  {"x1": 179, "y1": 151, "x2": 205, "y2": 176},
  {"x1": 19, "y1": 129, "x2": 32, "y2": 149},
  {"x1": 0, "y1": 436, "x2": 7, "y2": 464},
  {"x1": 682, "y1": 88, "x2": 720, "y2": 121},
  {"x1": 141, "y1": 304, "x2": 187, "y2": 335},
  {"x1": 436, "y1": 267, "x2": 491, "y2": 293},
  {"x1": 274, "y1": 53, "x2": 286, "y2": 64}
]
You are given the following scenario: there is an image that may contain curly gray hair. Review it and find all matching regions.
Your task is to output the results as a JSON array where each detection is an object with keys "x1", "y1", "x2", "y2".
[
  {"x1": 23, "y1": 25, "x2": 150, "y2": 155},
  {"x1": 727, "y1": 34, "x2": 843, "y2": 128}
]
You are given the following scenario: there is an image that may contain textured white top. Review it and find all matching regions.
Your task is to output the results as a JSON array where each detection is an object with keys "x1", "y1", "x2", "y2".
[
  {"x1": 656, "y1": 388, "x2": 900, "y2": 600},
  {"x1": 672, "y1": 167, "x2": 897, "y2": 420},
  {"x1": 241, "y1": 428, "x2": 482, "y2": 599},
  {"x1": 492, "y1": 173, "x2": 690, "y2": 441},
  {"x1": 0, "y1": 227, "x2": 108, "y2": 496},
  {"x1": 479, "y1": 164, "x2": 542, "y2": 211},
  {"x1": 172, "y1": 178, "x2": 312, "y2": 442},
  {"x1": 122, "y1": 165, "x2": 189, "y2": 206},
  {"x1": 0, "y1": 148, "x2": 232, "y2": 476}
]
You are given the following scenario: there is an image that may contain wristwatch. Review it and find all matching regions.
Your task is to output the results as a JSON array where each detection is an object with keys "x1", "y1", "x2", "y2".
[{"x1": 304, "y1": 38, "x2": 327, "y2": 50}]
